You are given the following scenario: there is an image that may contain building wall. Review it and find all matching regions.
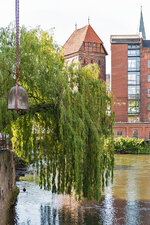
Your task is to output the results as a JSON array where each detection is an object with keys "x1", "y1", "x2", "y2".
[
  {"x1": 140, "y1": 46, "x2": 150, "y2": 122},
  {"x1": 113, "y1": 123, "x2": 150, "y2": 140},
  {"x1": 79, "y1": 51, "x2": 106, "y2": 80},
  {"x1": 64, "y1": 51, "x2": 106, "y2": 81},
  {"x1": 111, "y1": 44, "x2": 128, "y2": 122},
  {"x1": 0, "y1": 151, "x2": 16, "y2": 225},
  {"x1": 111, "y1": 36, "x2": 150, "y2": 140},
  {"x1": 64, "y1": 53, "x2": 79, "y2": 65}
]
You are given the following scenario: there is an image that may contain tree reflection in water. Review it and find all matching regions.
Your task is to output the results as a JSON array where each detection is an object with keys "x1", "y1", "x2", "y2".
[
  {"x1": 40, "y1": 204, "x2": 103, "y2": 225},
  {"x1": 8, "y1": 155, "x2": 150, "y2": 225},
  {"x1": 40, "y1": 205, "x2": 57, "y2": 225}
]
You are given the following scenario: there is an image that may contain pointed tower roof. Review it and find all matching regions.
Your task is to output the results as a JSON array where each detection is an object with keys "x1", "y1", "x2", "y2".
[
  {"x1": 139, "y1": 7, "x2": 146, "y2": 40},
  {"x1": 64, "y1": 25, "x2": 107, "y2": 56}
]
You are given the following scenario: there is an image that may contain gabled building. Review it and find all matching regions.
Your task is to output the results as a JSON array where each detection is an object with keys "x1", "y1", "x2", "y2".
[
  {"x1": 64, "y1": 25, "x2": 107, "y2": 80},
  {"x1": 111, "y1": 8, "x2": 150, "y2": 140}
]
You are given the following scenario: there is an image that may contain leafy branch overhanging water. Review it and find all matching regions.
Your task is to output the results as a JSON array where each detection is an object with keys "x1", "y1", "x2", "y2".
[{"x1": 0, "y1": 25, "x2": 114, "y2": 200}]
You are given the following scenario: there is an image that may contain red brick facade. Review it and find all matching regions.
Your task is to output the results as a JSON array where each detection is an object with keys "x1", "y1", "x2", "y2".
[
  {"x1": 111, "y1": 36, "x2": 150, "y2": 140},
  {"x1": 140, "y1": 45, "x2": 150, "y2": 122},
  {"x1": 114, "y1": 123, "x2": 150, "y2": 140},
  {"x1": 111, "y1": 44, "x2": 128, "y2": 122}
]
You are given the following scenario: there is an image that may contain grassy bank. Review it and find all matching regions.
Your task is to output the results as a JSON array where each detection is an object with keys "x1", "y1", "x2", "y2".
[{"x1": 114, "y1": 137, "x2": 150, "y2": 154}]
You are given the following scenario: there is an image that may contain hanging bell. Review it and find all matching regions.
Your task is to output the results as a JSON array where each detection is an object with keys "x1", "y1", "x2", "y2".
[{"x1": 7, "y1": 84, "x2": 29, "y2": 110}]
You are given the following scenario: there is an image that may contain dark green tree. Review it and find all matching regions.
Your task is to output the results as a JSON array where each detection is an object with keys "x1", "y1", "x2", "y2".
[{"x1": 0, "y1": 24, "x2": 114, "y2": 200}]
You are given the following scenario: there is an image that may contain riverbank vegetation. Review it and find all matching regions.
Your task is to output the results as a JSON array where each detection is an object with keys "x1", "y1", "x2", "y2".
[
  {"x1": 0, "y1": 24, "x2": 114, "y2": 200},
  {"x1": 19, "y1": 174, "x2": 40, "y2": 184},
  {"x1": 114, "y1": 137, "x2": 150, "y2": 154},
  {"x1": 6, "y1": 187, "x2": 19, "y2": 225}
]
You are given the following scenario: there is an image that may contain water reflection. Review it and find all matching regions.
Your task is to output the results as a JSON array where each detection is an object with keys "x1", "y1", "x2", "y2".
[
  {"x1": 125, "y1": 168, "x2": 140, "y2": 225},
  {"x1": 9, "y1": 154, "x2": 150, "y2": 224},
  {"x1": 102, "y1": 185, "x2": 115, "y2": 225},
  {"x1": 40, "y1": 204, "x2": 104, "y2": 225},
  {"x1": 40, "y1": 205, "x2": 58, "y2": 225}
]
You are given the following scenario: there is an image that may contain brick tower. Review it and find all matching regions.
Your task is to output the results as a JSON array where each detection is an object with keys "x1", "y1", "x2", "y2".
[{"x1": 63, "y1": 25, "x2": 108, "y2": 80}]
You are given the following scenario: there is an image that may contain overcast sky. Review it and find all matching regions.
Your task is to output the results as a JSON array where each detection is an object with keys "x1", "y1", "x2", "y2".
[{"x1": 0, "y1": 0, "x2": 149, "y2": 73}]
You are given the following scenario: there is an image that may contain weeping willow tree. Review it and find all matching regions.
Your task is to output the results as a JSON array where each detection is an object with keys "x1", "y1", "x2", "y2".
[{"x1": 0, "y1": 24, "x2": 114, "y2": 201}]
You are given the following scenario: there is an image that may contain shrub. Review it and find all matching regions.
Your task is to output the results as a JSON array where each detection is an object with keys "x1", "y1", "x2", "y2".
[{"x1": 114, "y1": 137, "x2": 150, "y2": 154}]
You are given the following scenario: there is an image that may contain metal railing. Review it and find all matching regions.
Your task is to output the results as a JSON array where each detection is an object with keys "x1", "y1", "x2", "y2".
[{"x1": 0, "y1": 134, "x2": 11, "y2": 151}]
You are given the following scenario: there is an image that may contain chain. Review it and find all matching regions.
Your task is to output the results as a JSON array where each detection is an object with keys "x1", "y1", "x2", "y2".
[{"x1": 15, "y1": 0, "x2": 19, "y2": 82}]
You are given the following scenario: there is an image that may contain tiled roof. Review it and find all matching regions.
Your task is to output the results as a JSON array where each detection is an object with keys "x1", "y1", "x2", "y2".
[{"x1": 64, "y1": 25, "x2": 103, "y2": 56}]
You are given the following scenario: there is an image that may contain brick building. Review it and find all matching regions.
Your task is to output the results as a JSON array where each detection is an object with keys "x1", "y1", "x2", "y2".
[
  {"x1": 111, "y1": 9, "x2": 150, "y2": 140},
  {"x1": 63, "y1": 24, "x2": 107, "y2": 80}
]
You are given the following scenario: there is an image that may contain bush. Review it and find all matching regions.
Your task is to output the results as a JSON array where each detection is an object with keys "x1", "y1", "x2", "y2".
[{"x1": 114, "y1": 137, "x2": 150, "y2": 154}]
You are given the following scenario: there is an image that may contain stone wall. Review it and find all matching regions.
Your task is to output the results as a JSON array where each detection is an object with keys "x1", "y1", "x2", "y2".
[{"x1": 0, "y1": 151, "x2": 16, "y2": 225}]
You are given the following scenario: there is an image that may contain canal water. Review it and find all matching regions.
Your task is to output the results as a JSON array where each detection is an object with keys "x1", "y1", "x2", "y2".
[{"x1": 9, "y1": 154, "x2": 150, "y2": 225}]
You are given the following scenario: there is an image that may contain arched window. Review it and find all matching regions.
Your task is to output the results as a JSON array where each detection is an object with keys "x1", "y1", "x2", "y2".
[
  {"x1": 91, "y1": 59, "x2": 94, "y2": 64},
  {"x1": 82, "y1": 57, "x2": 86, "y2": 65}
]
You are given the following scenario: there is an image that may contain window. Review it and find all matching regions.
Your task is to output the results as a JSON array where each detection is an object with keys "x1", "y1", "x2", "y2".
[
  {"x1": 128, "y1": 72, "x2": 140, "y2": 85},
  {"x1": 128, "y1": 59, "x2": 136, "y2": 70},
  {"x1": 117, "y1": 130, "x2": 122, "y2": 137},
  {"x1": 148, "y1": 60, "x2": 150, "y2": 68},
  {"x1": 148, "y1": 89, "x2": 150, "y2": 97},
  {"x1": 128, "y1": 86, "x2": 140, "y2": 100},
  {"x1": 98, "y1": 60, "x2": 101, "y2": 66},
  {"x1": 148, "y1": 75, "x2": 150, "y2": 82},
  {"x1": 90, "y1": 59, "x2": 94, "y2": 64},
  {"x1": 128, "y1": 44, "x2": 140, "y2": 120},
  {"x1": 128, "y1": 100, "x2": 140, "y2": 114},
  {"x1": 128, "y1": 107, "x2": 138, "y2": 113},
  {"x1": 128, "y1": 86, "x2": 139, "y2": 95},
  {"x1": 128, "y1": 94, "x2": 140, "y2": 100},
  {"x1": 149, "y1": 130, "x2": 150, "y2": 139},
  {"x1": 132, "y1": 129, "x2": 138, "y2": 138},
  {"x1": 148, "y1": 103, "x2": 150, "y2": 110},
  {"x1": 82, "y1": 57, "x2": 87, "y2": 65},
  {"x1": 128, "y1": 115, "x2": 139, "y2": 123},
  {"x1": 128, "y1": 57, "x2": 140, "y2": 71},
  {"x1": 128, "y1": 49, "x2": 140, "y2": 56},
  {"x1": 128, "y1": 45, "x2": 140, "y2": 49}
]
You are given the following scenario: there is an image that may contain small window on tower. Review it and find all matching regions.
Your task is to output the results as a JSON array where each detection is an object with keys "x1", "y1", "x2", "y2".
[
  {"x1": 148, "y1": 60, "x2": 150, "y2": 68},
  {"x1": 82, "y1": 57, "x2": 87, "y2": 65},
  {"x1": 91, "y1": 59, "x2": 94, "y2": 64},
  {"x1": 98, "y1": 60, "x2": 101, "y2": 66},
  {"x1": 148, "y1": 75, "x2": 150, "y2": 82}
]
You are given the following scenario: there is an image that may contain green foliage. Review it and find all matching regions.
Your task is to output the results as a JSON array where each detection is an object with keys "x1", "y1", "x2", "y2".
[
  {"x1": 6, "y1": 187, "x2": 19, "y2": 225},
  {"x1": 114, "y1": 137, "x2": 150, "y2": 154},
  {"x1": 0, "y1": 24, "x2": 114, "y2": 201},
  {"x1": 19, "y1": 174, "x2": 40, "y2": 184}
]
